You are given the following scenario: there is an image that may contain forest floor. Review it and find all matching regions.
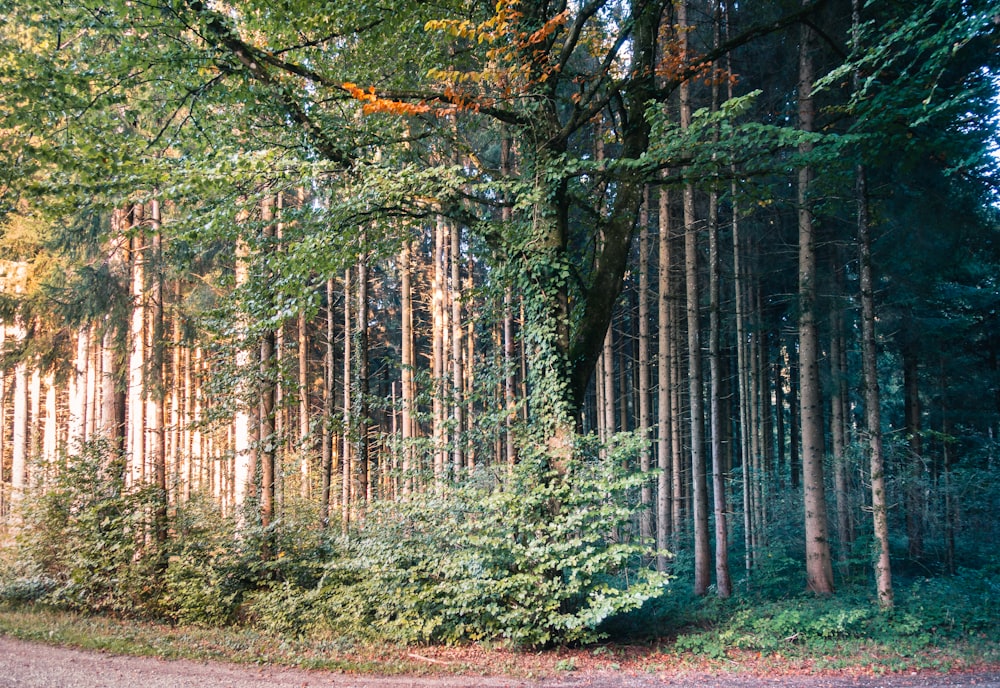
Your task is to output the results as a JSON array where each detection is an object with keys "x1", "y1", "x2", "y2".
[{"x1": 1, "y1": 635, "x2": 999, "y2": 688}]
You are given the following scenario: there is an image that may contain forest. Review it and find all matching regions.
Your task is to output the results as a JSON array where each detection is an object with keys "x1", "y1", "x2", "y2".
[{"x1": 0, "y1": 0, "x2": 998, "y2": 653}]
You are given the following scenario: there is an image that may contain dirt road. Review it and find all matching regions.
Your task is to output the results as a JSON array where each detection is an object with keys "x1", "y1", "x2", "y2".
[{"x1": 0, "y1": 636, "x2": 997, "y2": 688}]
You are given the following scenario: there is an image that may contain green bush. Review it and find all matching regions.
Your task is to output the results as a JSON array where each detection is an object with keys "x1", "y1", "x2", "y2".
[
  {"x1": 249, "y1": 435, "x2": 669, "y2": 647},
  {"x1": 15, "y1": 439, "x2": 164, "y2": 615}
]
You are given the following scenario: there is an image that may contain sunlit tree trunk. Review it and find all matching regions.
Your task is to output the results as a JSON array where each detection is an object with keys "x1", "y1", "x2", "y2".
[
  {"x1": 356, "y1": 251, "x2": 370, "y2": 503},
  {"x1": 433, "y1": 217, "x2": 447, "y2": 484},
  {"x1": 148, "y1": 200, "x2": 167, "y2": 541},
  {"x1": 43, "y1": 372, "x2": 57, "y2": 468},
  {"x1": 260, "y1": 197, "x2": 277, "y2": 535},
  {"x1": 399, "y1": 240, "x2": 416, "y2": 491},
  {"x1": 450, "y1": 221, "x2": 464, "y2": 475},
  {"x1": 341, "y1": 266, "x2": 352, "y2": 533},
  {"x1": 127, "y1": 204, "x2": 146, "y2": 487},
  {"x1": 232, "y1": 213, "x2": 255, "y2": 518},
  {"x1": 69, "y1": 324, "x2": 89, "y2": 452},
  {"x1": 11, "y1": 355, "x2": 29, "y2": 513},
  {"x1": 320, "y1": 277, "x2": 336, "y2": 525}
]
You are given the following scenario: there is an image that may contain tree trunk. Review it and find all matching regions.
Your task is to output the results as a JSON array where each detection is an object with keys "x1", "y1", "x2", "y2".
[
  {"x1": 798, "y1": 14, "x2": 835, "y2": 594},
  {"x1": 708, "y1": 171, "x2": 731, "y2": 599},
  {"x1": 656, "y1": 186, "x2": 673, "y2": 572},
  {"x1": 400, "y1": 240, "x2": 416, "y2": 490},
  {"x1": 450, "y1": 221, "x2": 464, "y2": 475},
  {"x1": 341, "y1": 266, "x2": 352, "y2": 533},
  {"x1": 232, "y1": 215, "x2": 255, "y2": 519},
  {"x1": 638, "y1": 189, "x2": 653, "y2": 544},
  {"x1": 149, "y1": 200, "x2": 167, "y2": 542},
  {"x1": 903, "y1": 344, "x2": 924, "y2": 560},
  {"x1": 320, "y1": 277, "x2": 336, "y2": 525},
  {"x1": 858, "y1": 161, "x2": 893, "y2": 609},
  {"x1": 433, "y1": 217, "x2": 447, "y2": 483},
  {"x1": 679, "y1": 0, "x2": 711, "y2": 595},
  {"x1": 356, "y1": 254, "x2": 370, "y2": 503},
  {"x1": 127, "y1": 204, "x2": 146, "y2": 487}
]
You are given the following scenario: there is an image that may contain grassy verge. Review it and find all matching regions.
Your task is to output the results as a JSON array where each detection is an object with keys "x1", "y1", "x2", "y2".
[
  {"x1": 1, "y1": 599, "x2": 997, "y2": 679},
  {"x1": 0, "y1": 604, "x2": 442, "y2": 676}
]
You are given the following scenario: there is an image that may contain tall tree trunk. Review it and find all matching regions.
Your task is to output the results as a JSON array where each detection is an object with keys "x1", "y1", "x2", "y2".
[
  {"x1": 232, "y1": 215, "x2": 255, "y2": 519},
  {"x1": 450, "y1": 221, "x2": 464, "y2": 475},
  {"x1": 433, "y1": 217, "x2": 447, "y2": 483},
  {"x1": 708, "y1": 172, "x2": 731, "y2": 598},
  {"x1": 798, "y1": 14, "x2": 835, "y2": 594},
  {"x1": 127, "y1": 204, "x2": 146, "y2": 488},
  {"x1": 638, "y1": 189, "x2": 653, "y2": 544},
  {"x1": 356, "y1": 253, "x2": 370, "y2": 503},
  {"x1": 69, "y1": 324, "x2": 89, "y2": 452},
  {"x1": 902, "y1": 344, "x2": 925, "y2": 560},
  {"x1": 501, "y1": 134, "x2": 517, "y2": 469},
  {"x1": 11, "y1": 356, "x2": 29, "y2": 515},
  {"x1": 858, "y1": 161, "x2": 893, "y2": 609},
  {"x1": 43, "y1": 373, "x2": 57, "y2": 468},
  {"x1": 298, "y1": 309, "x2": 311, "y2": 498},
  {"x1": 829, "y1": 269, "x2": 853, "y2": 573},
  {"x1": 656, "y1": 186, "x2": 673, "y2": 572},
  {"x1": 400, "y1": 240, "x2": 416, "y2": 490},
  {"x1": 708, "y1": 4, "x2": 731, "y2": 598},
  {"x1": 149, "y1": 200, "x2": 167, "y2": 542},
  {"x1": 341, "y1": 267, "x2": 352, "y2": 532},
  {"x1": 258, "y1": 196, "x2": 276, "y2": 531},
  {"x1": 679, "y1": 0, "x2": 711, "y2": 596},
  {"x1": 320, "y1": 277, "x2": 336, "y2": 525}
]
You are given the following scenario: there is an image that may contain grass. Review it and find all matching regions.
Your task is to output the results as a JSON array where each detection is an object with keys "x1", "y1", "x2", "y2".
[{"x1": 0, "y1": 598, "x2": 997, "y2": 680}]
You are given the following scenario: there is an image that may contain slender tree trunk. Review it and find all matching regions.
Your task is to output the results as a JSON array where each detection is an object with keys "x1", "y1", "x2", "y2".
[
  {"x1": 732, "y1": 187, "x2": 754, "y2": 574},
  {"x1": 400, "y1": 241, "x2": 416, "y2": 491},
  {"x1": 656, "y1": 186, "x2": 673, "y2": 571},
  {"x1": 232, "y1": 216, "x2": 255, "y2": 519},
  {"x1": 11, "y1": 356, "x2": 29, "y2": 514},
  {"x1": 341, "y1": 267, "x2": 352, "y2": 533},
  {"x1": 69, "y1": 324, "x2": 89, "y2": 452},
  {"x1": 858, "y1": 161, "x2": 893, "y2": 609},
  {"x1": 320, "y1": 277, "x2": 336, "y2": 525},
  {"x1": 679, "y1": 0, "x2": 710, "y2": 594},
  {"x1": 708, "y1": 7, "x2": 731, "y2": 596},
  {"x1": 798, "y1": 14, "x2": 835, "y2": 594},
  {"x1": 260, "y1": 197, "x2": 278, "y2": 537},
  {"x1": 127, "y1": 204, "x2": 146, "y2": 487},
  {"x1": 169, "y1": 281, "x2": 183, "y2": 503},
  {"x1": 903, "y1": 344, "x2": 925, "y2": 560},
  {"x1": 356, "y1": 253, "x2": 370, "y2": 503},
  {"x1": 43, "y1": 373, "x2": 57, "y2": 468},
  {"x1": 708, "y1": 174, "x2": 731, "y2": 598},
  {"x1": 450, "y1": 221, "x2": 464, "y2": 475},
  {"x1": 149, "y1": 200, "x2": 167, "y2": 542},
  {"x1": 829, "y1": 273, "x2": 853, "y2": 573},
  {"x1": 638, "y1": 189, "x2": 653, "y2": 544},
  {"x1": 433, "y1": 217, "x2": 447, "y2": 484}
]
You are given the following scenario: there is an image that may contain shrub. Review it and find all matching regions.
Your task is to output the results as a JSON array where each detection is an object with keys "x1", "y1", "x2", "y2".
[
  {"x1": 15, "y1": 439, "x2": 164, "y2": 615},
  {"x1": 251, "y1": 435, "x2": 669, "y2": 647}
]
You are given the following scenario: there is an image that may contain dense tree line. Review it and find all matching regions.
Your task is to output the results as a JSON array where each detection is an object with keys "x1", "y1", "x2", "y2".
[{"x1": 0, "y1": 0, "x2": 997, "y2": 642}]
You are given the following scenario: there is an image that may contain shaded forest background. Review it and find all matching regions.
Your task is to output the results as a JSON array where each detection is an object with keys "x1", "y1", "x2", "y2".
[{"x1": 0, "y1": 0, "x2": 998, "y2": 649}]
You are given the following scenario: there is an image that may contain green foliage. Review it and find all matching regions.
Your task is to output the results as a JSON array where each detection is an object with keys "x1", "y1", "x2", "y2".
[
  {"x1": 15, "y1": 439, "x2": 164, "y2": 615},
  {"x1": 659, "y1": 569, "x2": 1000, "y2": 661},
  {"x1": 248, "y1": 438, "x2": 667, "y2": 647}
]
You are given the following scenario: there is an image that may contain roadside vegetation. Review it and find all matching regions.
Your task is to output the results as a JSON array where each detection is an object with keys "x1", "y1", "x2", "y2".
[{"x1": 0, "y1": 436, "x2": 996, "y2": 676}]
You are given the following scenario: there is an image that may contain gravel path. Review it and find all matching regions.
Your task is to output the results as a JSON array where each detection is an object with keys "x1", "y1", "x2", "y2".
[{"x1": 0, "y1": 636, "x2": 997, "y2": 688}]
